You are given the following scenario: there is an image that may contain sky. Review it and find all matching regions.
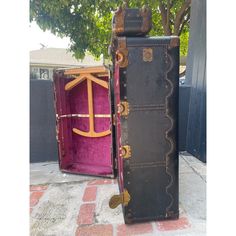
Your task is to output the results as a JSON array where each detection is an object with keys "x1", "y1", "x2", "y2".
[{"x1": 29, "y1": 21, "x2": 71, "y2": 51}]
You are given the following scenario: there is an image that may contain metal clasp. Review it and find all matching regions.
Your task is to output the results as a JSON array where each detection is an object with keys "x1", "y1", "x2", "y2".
[{"x1": 109, "y1": 189, "x2": 131, "y2": 209}]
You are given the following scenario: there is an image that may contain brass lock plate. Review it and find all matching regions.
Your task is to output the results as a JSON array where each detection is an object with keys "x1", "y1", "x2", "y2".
[
  {"x1": 120, "y1": 145, "x2": 131, "y2": 159},
  {"x1": 117, "y1": 101, "x2": 129, "y2": 117},
  {"x1": 109, "y1": 189, "x2": 131, "y2": 209},
  {"x1": 143, "y1": 48, "x2": 153, "y2": 62}
]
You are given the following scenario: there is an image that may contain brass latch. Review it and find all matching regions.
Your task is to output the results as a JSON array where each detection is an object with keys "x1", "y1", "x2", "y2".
[
  {"x1": 120, "y1": 145, "x2": 131, "y2": 159},
  {"x1": 109, "y1": 189, "x2": 131, "y2": 209},
  {"x1": 117, "y1": 101, "x2": 129, "y2": 117}
]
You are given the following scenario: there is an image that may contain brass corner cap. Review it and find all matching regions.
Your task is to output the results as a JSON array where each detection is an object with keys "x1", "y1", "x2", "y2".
[{"x1": 169, "y1": 37, "x2": 180, "y2": 48}]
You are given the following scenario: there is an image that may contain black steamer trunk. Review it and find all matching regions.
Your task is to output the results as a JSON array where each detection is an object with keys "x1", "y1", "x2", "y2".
[{"x1": 109, "y1": 36, "x2": 179, "y2": 224}]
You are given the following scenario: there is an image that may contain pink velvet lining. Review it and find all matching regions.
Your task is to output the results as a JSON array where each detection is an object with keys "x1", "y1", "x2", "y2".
[{"x1": 54, "y1": 73, "x2": 113, "y2": 176}]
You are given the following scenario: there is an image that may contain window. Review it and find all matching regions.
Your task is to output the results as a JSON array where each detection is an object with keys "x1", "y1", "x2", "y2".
[
  {"x1": 30, "y1": 67, "x2": 53, "y2": 80},
  {"x1": 40, "y1": 69, "x2": 50, "y2": 80},
  {"x1": 30, "y1": 67, "x2": 40, "y2": 80}
]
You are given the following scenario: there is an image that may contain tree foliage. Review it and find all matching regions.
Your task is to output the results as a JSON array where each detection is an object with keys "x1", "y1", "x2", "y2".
[{"x1": 30, "y1": 0, "x2": 191, "y2": 58}]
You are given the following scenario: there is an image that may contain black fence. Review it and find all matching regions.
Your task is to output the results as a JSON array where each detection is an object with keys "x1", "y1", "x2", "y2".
[
  {"x1": 30, "y1": 80, "x2": 58, "y2": 163},
  {"x1": 182, "y1": 0, "x2": 206, "y2": 162},
  {"x1": 179, "y1": 85, "x2": 191, "y2": 151}
]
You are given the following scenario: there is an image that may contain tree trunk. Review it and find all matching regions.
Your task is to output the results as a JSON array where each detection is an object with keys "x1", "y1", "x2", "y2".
[
  {"x1": 158, "y1": 0, "x2": 191, "y2": 36},
  {"x1": 159, "y1": 0, "x2": 172, "y2": 35},
  {"x1": 173, "y1": 0, "x2": 191, "y2": 35}
]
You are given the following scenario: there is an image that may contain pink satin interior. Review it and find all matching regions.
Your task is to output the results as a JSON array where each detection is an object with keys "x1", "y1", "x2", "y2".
[{"x1": 54, "y1": 74, "x2": 113, "y2": 176}]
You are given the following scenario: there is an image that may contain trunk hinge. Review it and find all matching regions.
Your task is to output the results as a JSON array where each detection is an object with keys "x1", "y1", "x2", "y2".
[
  {"x1": 109, "y1": 189, "x2": 131, "y2": 209},
  {"x1": 112, "y1": 114, "x2": 116, "y2": 126},
  {"x1": 114, "y1": 157, "x2": 118, "y2": 169}
]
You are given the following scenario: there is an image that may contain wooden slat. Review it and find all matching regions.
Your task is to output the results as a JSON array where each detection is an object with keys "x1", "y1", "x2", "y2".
[
  {"x1": 64, "y1": 66, "x2": 108, "y2": 76},
  {"x1": 72, "y1": 78, "x2": 111, "y2": 138},
  {"x1": 65, "y1": 73, "x2": 108, "y2": 91},
  {"x1": 86, "y1": 74, "x2": 108, "y2": 89},
  {"x1": 97, "y1": 73, "x2": 110, "y2": 77},
  {"x1": 65, "y1": 74, "x2": 85, "y2": 91},
  {"x1": 72, "y1": 128, "x2": 111, "y2": 138},
  {"x1": 66, "y1": 67, "x2": 111, "y2": 138}
]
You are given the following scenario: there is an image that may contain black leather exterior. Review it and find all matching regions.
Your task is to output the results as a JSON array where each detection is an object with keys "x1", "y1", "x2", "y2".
[{"x1": 113, "y1": 36, "x2": 179, "y2": 223}]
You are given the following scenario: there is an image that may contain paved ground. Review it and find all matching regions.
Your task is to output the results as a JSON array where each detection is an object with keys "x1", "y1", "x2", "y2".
[{"x1": 30, "y1": 153, "x2": 206, "y2": 236}]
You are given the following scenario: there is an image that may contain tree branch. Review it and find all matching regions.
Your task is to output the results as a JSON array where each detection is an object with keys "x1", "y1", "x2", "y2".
[
  {"x1": 169, "y1": 9, "x2": 175, "y2": 27},
  {"x1": 170, "y1": 0, "x2": 176, "y2": 9},
  {"x1": 170, "y1": 18, "x2": 174, "y2": 25},
  {"x1": 159, "y1": 0, "x2": 172, "y2": 35},
  {"x1": 158, "y1": 0, "x2": 167, "y2": 34},
  {"x1": 166, "y1": 0, "x2": 171, "y2": 35},
  {"x1": 174, "y1": 0, "x2": 191, "y2": 35},
  {"x1": 179, "y1": 7, "x2": 190, "y2": 31},
  {"x1": 178, "y1": 9, "x2": 191, "y2": 35}
]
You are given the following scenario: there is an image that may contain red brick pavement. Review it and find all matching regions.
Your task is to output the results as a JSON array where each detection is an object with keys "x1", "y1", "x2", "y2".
[
  {"x1": 117, "y1": 222, "x2": 153, "y2": 236},
  {"x1": 30, "y1": 179, "x2": 192, "y2": 235},
  {"x1": 82, "y1": 186, "x2": 97, "y2": 202},
  {"x1": 30, "y1": 184, "x2": 48, "y2": 214},
  {"x1": 30, "y1": 191, "x2": 44, "y2": 207},
  {"x1": 77, "y1": 203, "x2": 96, "y2": 225},
  {"x1": 30, "y1": 185, "x2": 48, "y2": 192},
  {"x1": 156, "y1": 216, "x2": 191, "y2": 231},
  {"x1": 76, "y1": 224, "x2": 113, "y2": 236},
  {"x1": 88, "y1": 179, "x2": 112, "y2": 185}
]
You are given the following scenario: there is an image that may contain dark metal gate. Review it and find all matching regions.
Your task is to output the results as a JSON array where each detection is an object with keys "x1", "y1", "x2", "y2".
[
  {"x1": 184, "y1": 0, "x2": 206, "y2": 162},
  {"x1": 30, "y1": 80, "x2": 58, "y2": 163}
]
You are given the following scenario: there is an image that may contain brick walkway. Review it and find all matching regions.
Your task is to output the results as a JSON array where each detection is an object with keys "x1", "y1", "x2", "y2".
[{"x1": 30, "y1": 154, "x2": 206, "y2": 236}]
